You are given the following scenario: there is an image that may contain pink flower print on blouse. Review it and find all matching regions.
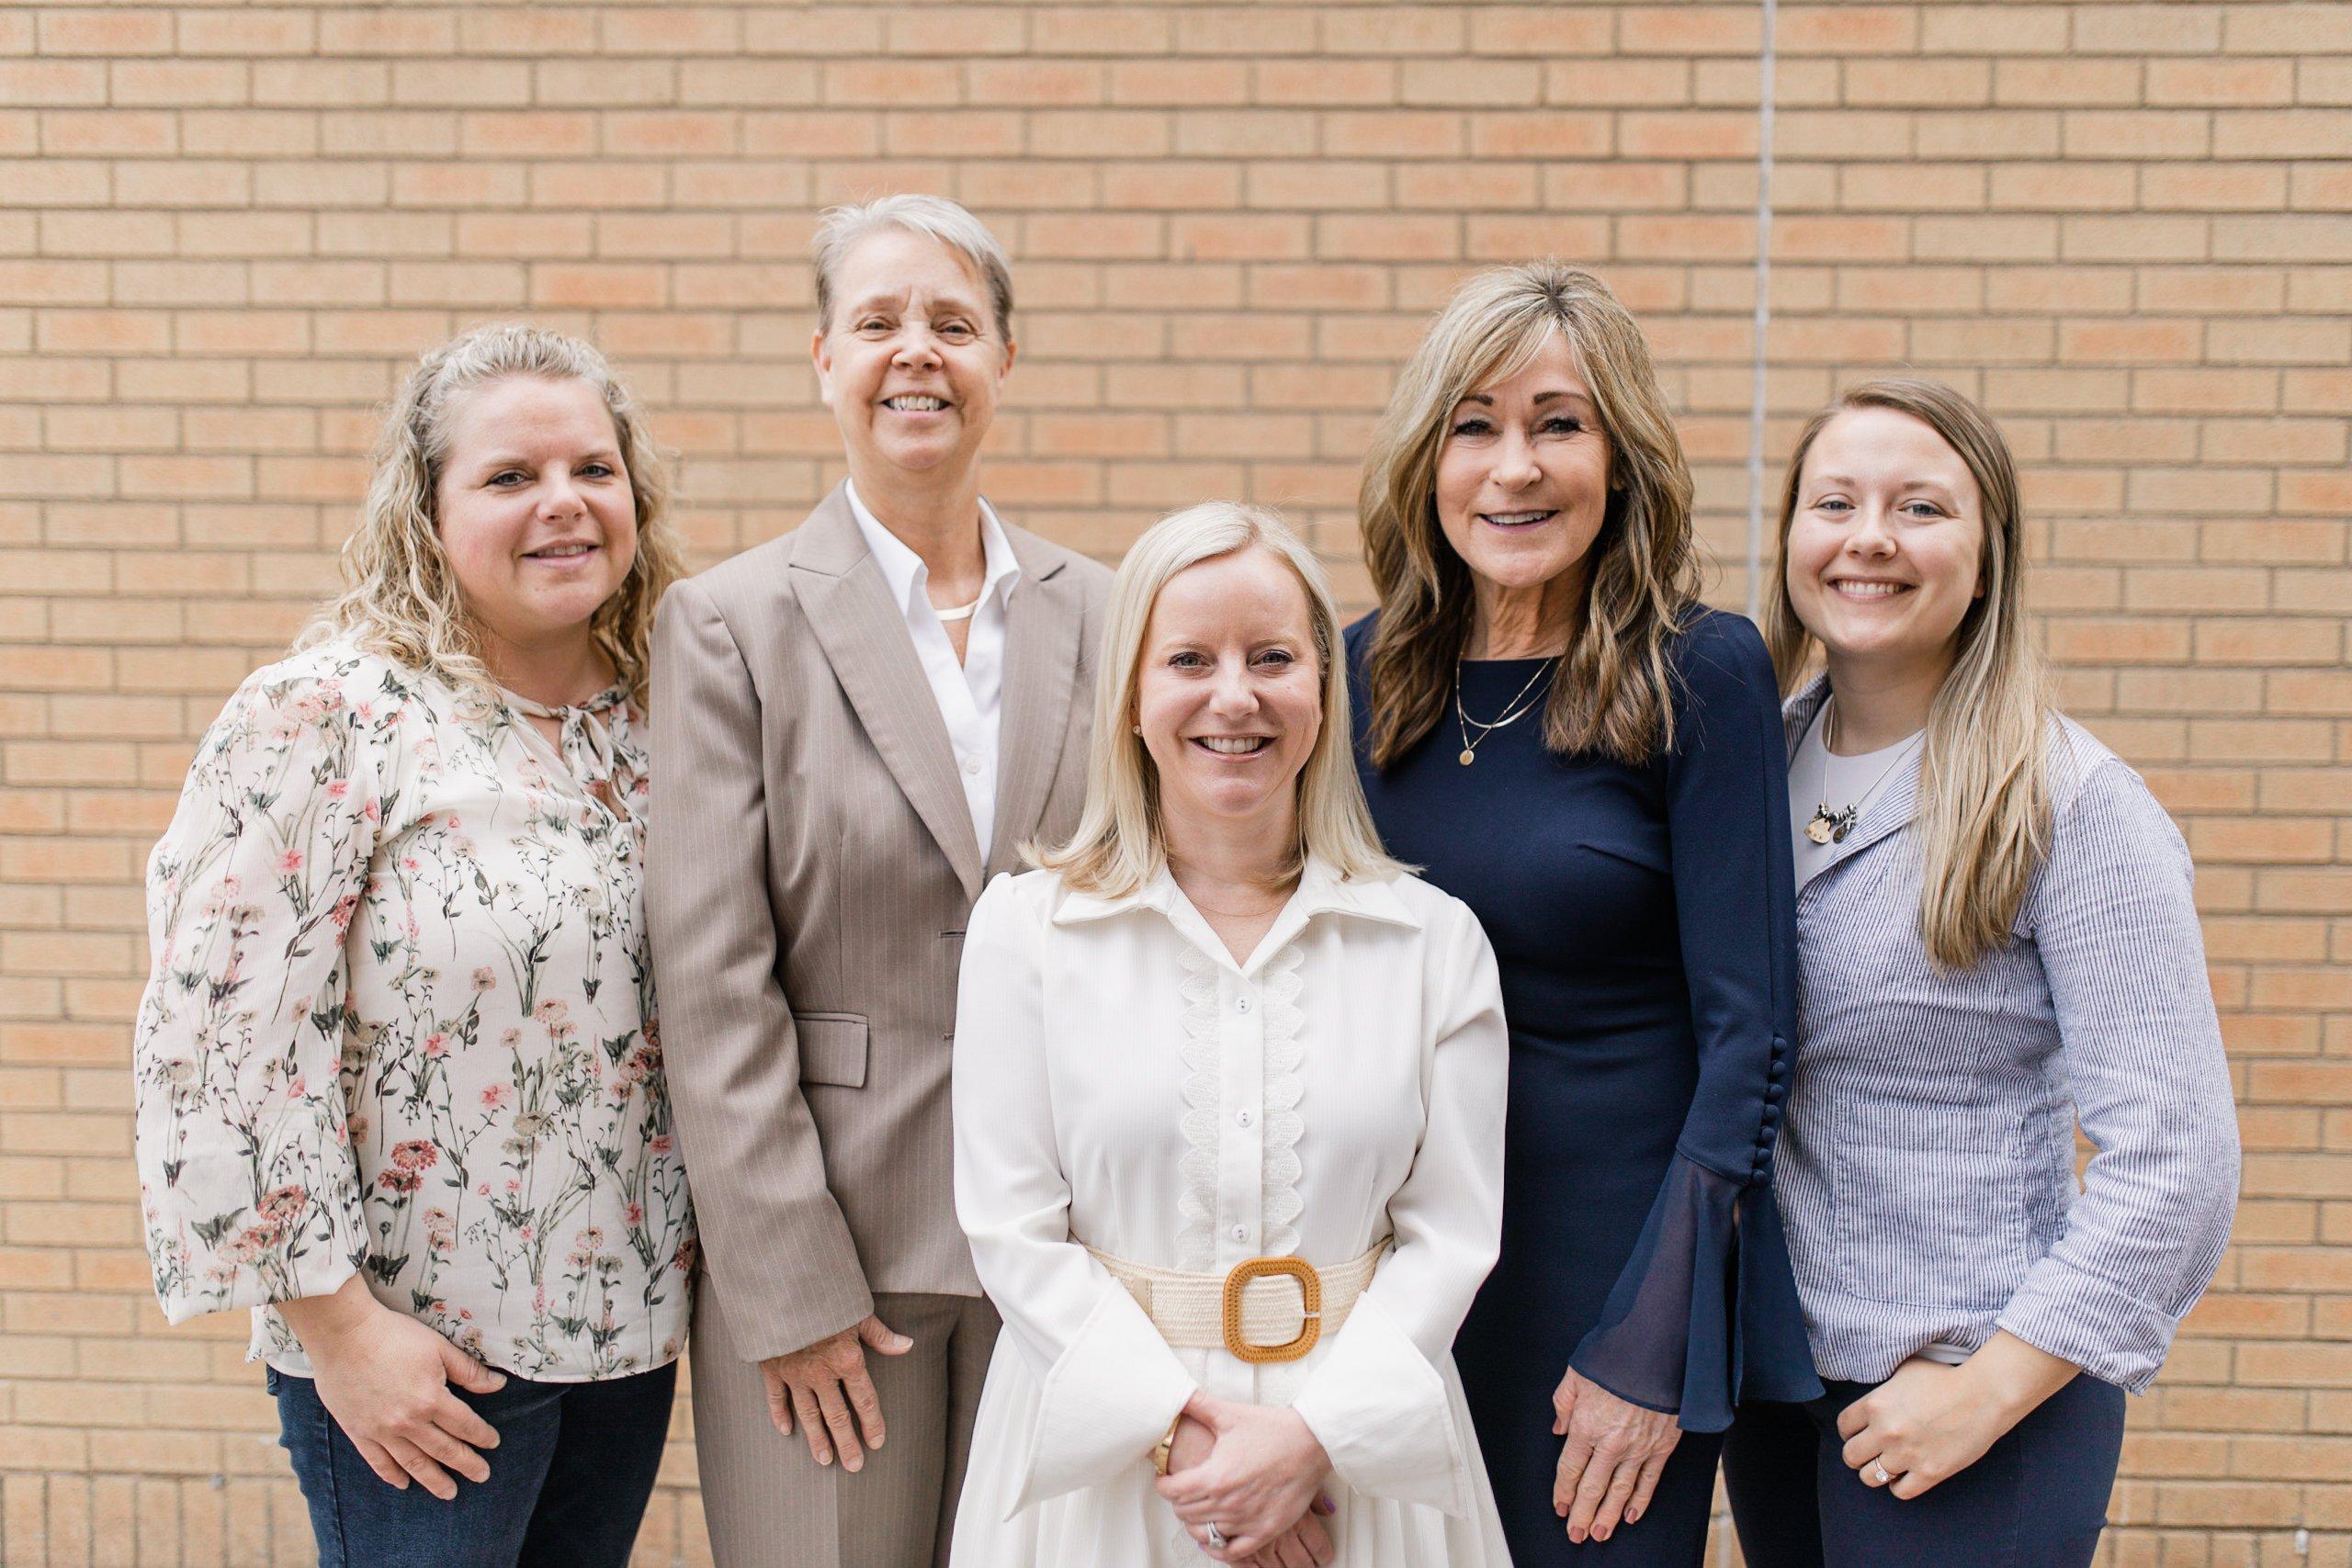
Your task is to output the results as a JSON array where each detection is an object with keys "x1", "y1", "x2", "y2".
[{"x1": 132, "y1": 642, "x2": 693, "y2": 1381}]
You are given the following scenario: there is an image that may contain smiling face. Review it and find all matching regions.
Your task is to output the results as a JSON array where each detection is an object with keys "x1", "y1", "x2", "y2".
[
  {"x1": 433, "y1": 374, "x2": 637, "y2": 660},
  {"x1": 1432, "y1": 328, "x2": 1615, "y2": 619},
  {"x1": 812, "y1": 226, "x2": 1012, "y2": 489},
  {"x1": 1785, "y1": 404, "x2": 1986, "y2": 683},
  {"x1": 1134, "y1": 545, "x2": 1326, "y2": 854}
]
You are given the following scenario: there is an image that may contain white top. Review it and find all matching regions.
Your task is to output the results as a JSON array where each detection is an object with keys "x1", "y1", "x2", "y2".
[
  {"x1": 1789, "y1": 702, "x2": 1925, "y2": 892},
  {"x1": 133, "y1": 640, "x2": 695, "y2": 1381},
  {"x1": 845, "y1": 480, "x2": 1021, "y2": 861},
  {"x1": 947, "y1": 861, "x2": 1515, "y2": 1565}
]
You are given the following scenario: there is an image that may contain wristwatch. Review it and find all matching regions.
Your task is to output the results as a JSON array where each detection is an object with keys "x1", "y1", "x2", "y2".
[{"x1": 1149, "y1": 1414, "x2": 1182, "y2": 1476}]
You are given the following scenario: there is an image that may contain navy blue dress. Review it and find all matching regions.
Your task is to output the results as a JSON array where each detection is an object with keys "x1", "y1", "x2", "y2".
[{"x1": 1347, "y1": 608, "x2": 1821, "y2": 1566}]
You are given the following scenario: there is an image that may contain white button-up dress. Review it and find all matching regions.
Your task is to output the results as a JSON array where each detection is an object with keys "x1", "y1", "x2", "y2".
[{"x1": 948, "y1": 859, "x2": 1514, "y2": 1565}]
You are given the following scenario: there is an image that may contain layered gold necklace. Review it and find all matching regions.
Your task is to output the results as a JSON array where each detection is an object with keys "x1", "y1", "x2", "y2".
[{"x1": 1452, "y1": 656, "x2": 1557, "y2": 766}]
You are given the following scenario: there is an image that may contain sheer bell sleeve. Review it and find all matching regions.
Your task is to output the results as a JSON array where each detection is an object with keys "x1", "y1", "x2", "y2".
[
  {"x1": 1290, "y1": 894, "x2": 1508, "y2": 1517},
  {"x1": 952, "y1": 874, "x2": 1199, "y2": 1517},
  {"x1": 1567, "y1": 614, "x2": 1823, "y2": 1432},
  {"x1": 133, "y1": 657, "x2": 387, "y2": 1325}
]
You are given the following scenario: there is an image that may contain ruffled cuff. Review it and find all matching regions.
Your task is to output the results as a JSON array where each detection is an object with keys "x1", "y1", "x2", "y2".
[
  {"x1": 1568, "y1": 1154, "x2": 1821, "y2": 1433},
  {"x1": 1996, "y1": 1256, "x2": 2177, "y2": 1395},
  {"x1": 1007, "y1": 1283, "x2": 1197, "y2": 1517},
  {"x1": 1291, "y1": 1292, "x2": 1475, "y2": 1517}
]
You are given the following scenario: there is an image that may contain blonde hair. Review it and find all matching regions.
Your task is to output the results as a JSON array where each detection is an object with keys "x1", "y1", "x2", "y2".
[
  {"x1": 299, "y1": 322, "x2": 681, "y2": 703},
  {"x1": 1359, "y1": 260, "x2": 1700, "y2": 769},
  {"x1": 1036, "y1": 502, "x2": 1403, "y2": 897},
  {"x1": 812, "y1": 194, "x2": 1015, "y2": 339},
  {"x1": 1764, "y1": 378, "x2": 2052, "y2": 971}
]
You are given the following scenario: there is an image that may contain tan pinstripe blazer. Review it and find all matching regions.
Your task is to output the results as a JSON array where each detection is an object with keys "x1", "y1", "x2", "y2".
[{"x1": 647, "y1": 485, "x2": 1113, "y2": 1363}]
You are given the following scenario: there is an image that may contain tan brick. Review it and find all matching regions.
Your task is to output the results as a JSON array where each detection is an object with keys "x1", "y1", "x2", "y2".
[
  {"x1": 1617, "y1": 6, "x2": 1761, "y2": 55},
  {"x1": 0, "y1": 61, "x2": 108, "y2": 107},
  {"x1": 2217, "y1": 110, "x2": 2352, "y2": 160},
  {"x1": 1467, "y1": 8, "x2": 1599, "y2": 57},
  {"x1": 1253, "y1": 59, "x2": 1396, "y2": 107},
  {"x1": 1315, "y1": 109, "x2": 1459, "y2": 159},
  {"x1": 1401, "y1": 59, "x2": 1540, "y2": 108},
  {"x1": 36, "y1": 10, "x2": 173, "y2": 56},
  {"x1": 1618, "y1": 110, "x2": 1758, "y2": 160},
  {"x1": 1545, "y1": 59, "x2": 1690, "y2": 109},
  {"x1": 1465, "y1": 110, "x2": 1609, "y2": 160}
]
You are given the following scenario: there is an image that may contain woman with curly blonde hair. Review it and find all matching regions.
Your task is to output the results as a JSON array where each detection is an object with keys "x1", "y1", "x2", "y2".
[
  {"x1": 134, "y1": 323, "x2": 693, "y2": 1568},
  {"x1": 1346, "y1": 262, "x2": 1821, "y2": 1566}
]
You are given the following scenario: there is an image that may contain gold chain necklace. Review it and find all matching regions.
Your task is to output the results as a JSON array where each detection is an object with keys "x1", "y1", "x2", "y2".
[{"x1": 1453, "y1": 656, "x2": 1556, "y2": 766}]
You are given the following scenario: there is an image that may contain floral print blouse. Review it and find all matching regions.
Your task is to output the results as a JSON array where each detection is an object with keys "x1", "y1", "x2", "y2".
[{"x1": 133, "y1": 639, "x2": 695, "y2": 1382}]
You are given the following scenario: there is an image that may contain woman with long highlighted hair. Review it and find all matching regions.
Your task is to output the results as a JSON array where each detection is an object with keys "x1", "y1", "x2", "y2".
[
  {"x1": 1346, "y1": 262, "x2": 1821, "y2": 1565},
  {"x1": 1721, "y1": 379, "x2": 2239, "y2": 1568}
]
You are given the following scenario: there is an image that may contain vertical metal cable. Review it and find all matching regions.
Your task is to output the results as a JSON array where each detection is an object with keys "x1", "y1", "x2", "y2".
[{"x1": 1744, "y1": 0, "x2": 1778, "y2": 618}]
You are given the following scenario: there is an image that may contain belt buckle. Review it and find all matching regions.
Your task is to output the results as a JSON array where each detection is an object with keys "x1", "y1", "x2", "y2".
[{"x1": 1221, "y1": 1256, "x2": 1321, "y2": 1364}]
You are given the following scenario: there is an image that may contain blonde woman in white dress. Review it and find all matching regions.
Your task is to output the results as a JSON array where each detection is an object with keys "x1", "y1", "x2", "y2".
[{"x1": 948, "y1": 502, "x2": 1515, "y2": 1566}]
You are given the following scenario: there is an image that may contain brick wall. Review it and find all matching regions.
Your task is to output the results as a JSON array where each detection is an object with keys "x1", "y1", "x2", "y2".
[{"x1": 2, "y1": 3, "x2": 2346, "y2": 1563}]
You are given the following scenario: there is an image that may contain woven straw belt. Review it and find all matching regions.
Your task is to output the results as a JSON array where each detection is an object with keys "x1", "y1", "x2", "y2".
[{"x1": 1086, "y1": 1242, "x2": 1387, "y2": 1365}]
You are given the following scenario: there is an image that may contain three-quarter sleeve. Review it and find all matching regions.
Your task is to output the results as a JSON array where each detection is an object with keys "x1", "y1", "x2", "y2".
[
  {"x1": 648, "y1": 577, "x2": 873, "y2": 1360},
  {"x1": 1994, "y1": 758, "x2": 2240, "y2": 1392},
  {"x1": 134, "y1": 663, "x2": 382, "y2": 1323},
  {"x1": 952, "y1": 876, "x2": 1198, "y2": 1517},
  {"x1": 1567, "y1": 615, "x2": 1822, "y2": 1432},
  {"x1": 1291, "y1": 897, "x2": 1507, "y2": 1517}
]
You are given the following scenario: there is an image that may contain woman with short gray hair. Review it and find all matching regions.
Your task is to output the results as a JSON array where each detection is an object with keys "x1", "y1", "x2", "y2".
[{"x1": 650, "y1": 195, "x2": 1113, "y2": 1568}]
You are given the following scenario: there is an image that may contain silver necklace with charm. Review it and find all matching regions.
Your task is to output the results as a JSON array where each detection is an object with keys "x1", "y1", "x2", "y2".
[
  {"x1": 1453, "y1": 655, "x2": 1556, "y2": 766},
  {"x1": 1804, "y1": 697, "x2": 1925, "y2": 844}
]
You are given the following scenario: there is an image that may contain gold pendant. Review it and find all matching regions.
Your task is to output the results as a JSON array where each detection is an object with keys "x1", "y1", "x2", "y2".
[
  {"x1": 1804, "y1": 814, "x2": 1838, "y2": 845},
  {"x1": 1459, "y1": 749, "x2": 1476, "y2": 766}
]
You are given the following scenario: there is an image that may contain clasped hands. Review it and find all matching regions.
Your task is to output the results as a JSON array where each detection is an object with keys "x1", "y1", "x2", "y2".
[{"x1": 1158, "y1": 1390, "x2": 1337, "y2": 1566}]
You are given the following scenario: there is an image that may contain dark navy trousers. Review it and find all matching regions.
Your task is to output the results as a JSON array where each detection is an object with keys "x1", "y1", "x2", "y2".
[
  {"x1": 1722, "y1": 1373, "x2": 2127, "y2": 1568},
  {"x1": 270, "y1": 1359, "x2": 675, "y2": 1568}
]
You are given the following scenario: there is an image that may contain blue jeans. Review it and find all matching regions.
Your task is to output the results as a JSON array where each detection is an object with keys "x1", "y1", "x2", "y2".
[
  {"x1": 269, "y1": 1359, "x2": 676, "y2": 1568},
  {"x1": 1722, "y1": 1372, "x2": 2127, "y2": 1568}
]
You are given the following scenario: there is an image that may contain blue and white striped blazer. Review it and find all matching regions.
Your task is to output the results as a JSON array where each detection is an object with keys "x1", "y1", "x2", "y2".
[{"x1": 1772, "y1": 676, "x2": 2240, "y2": 1393}]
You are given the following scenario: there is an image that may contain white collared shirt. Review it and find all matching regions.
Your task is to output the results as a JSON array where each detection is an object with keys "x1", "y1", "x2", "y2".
[
  {"x1": 845, "y1": 481, "x2": 1022, "y2": 861},
  {"x1": 948, "y1": 859, "x2": 1514, "y2": 1551}
]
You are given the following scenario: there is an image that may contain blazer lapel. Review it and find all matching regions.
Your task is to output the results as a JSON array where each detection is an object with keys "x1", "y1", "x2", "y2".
[
  {"x1": 986, "y1": 527, "x2": 1081, "y2": 882},
  {"x1": 1783, "y1": 674, "x2": 1831, "y2": 763},
  {"x1": 792, "y1": 487, "x2": 985, "y2": 900}
]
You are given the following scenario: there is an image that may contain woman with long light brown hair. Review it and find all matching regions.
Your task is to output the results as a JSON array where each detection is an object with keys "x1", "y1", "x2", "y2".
[
  {"x1": 1344, "y1": 260, "x2": 1821, "y2": 1566},
  {"x1": 1719, "y1": 379, "x2": 2239, "y2": 1567}
]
